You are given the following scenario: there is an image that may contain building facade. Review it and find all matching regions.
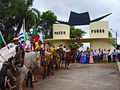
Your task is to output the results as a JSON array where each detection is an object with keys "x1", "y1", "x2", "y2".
[{"x1": 45, "y1": 21, "x2": 116, "y2": 51}]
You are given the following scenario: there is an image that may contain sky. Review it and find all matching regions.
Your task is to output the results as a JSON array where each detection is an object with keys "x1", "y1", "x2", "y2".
[{"x1": 32, "y1": 0, "x2": 120, "y2": 46}]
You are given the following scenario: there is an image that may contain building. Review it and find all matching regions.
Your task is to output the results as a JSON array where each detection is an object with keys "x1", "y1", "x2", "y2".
[{"x1": 45, "y1": 21, "x2": 116, "y2": 51}]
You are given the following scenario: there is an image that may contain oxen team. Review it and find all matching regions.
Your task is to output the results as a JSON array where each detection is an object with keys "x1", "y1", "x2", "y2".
[{"x1": 0, "y1": 44, "x2": 77, "y2": 90}]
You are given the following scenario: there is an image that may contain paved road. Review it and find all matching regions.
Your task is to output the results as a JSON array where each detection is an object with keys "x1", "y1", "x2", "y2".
[{"x1": 25, "y1": 63, "x2": 120, "y2": 90}]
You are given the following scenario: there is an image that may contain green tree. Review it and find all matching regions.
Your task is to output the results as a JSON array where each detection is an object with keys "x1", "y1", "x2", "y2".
[
  {"x1": 0, "y1": 0, "x2": 40, "y2": 43},
  {"x1": 0, "y1": 0, "x2": 18, "y2": 42},
  {"x1": 70, "y1": 26, "x2": 86, "y2": 38},
  {"x1": 12, "y1": 0, "x2": 41, "y2": 33},
  {"x1": 70, "y1": 26, "x2": 86, "y2": 50},
  {"x1": 108, "y1": 31, "x2": 116, "y2": 47},
  {"x1": 109, "y1": 31, "x2": 112, "y2": 37},
  {"x1": 38, "y1": 10, "x2": 57, "y2": 39}
]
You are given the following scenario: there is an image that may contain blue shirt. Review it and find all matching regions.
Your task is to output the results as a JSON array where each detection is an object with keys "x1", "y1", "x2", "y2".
[
  {"x1": 117, "y1": 50, "x2": 120, "y2": 53},
  {"x1": 103, "y1": 51, "x2": 107, "y2": 55},
  {"x1": 94, "y1": 51, "x2": 98, "y2": 56},
  {"x1": 112, "y1": 51, "x2": 117, "y2": 55},
  {"x1": 101, "y1": 51, "x2": 103, "y2": 55}
]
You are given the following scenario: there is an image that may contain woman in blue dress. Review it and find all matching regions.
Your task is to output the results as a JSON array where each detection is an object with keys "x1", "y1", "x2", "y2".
[
  {"x1": 84, "y1": 51, "x2": 86, "y2": 63},
  {"x1": 80, "y1": 51, "x2": 84, "y2": 63},
  {"x1": 86, "y1": 52, "x2": 90, "y2": 63}
]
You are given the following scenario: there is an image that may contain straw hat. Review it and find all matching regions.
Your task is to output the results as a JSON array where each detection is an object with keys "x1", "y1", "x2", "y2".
[{"x1": 12, "y1": 37, "x2": 19, "y2": 42}]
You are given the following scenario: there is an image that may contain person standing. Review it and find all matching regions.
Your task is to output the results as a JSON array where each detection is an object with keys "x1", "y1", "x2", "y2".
[
  {"x1": 86, "y1": 51, "x2": 90, "y2": 63},
  {"x1": 112, "y1": 49, "x2": 117, "y2": 62},
  {"x1": 101, "y1": 50, "x2": 104, "y2": 62},
  {"x1": 63, "y1": 46, "x2": 67, "y2": 52},
  {"x1": 91, "y1": 49, "x2": 95, "y2": 62},
  {"x1": 94, "y1": 50, "x2": 98, "y2": 63},
  {"x1": 84, "y1": 51, "x2": 86, "y2": 63},
  {"x1": 80, "y1": 51, "x2": 84, "y2": 63},
  {"x1": 98, "y1": 49, "x2": 101, "y2": 63},
  {"x1": 77, "y1": 51, "x2": 81, "y2": 63},
  {"x1": 108, "y1": 49, "x2": 111, "y2": 63},
  {"x1": 103, "y1": 49, "x2": 107, "y2": 62},
  {"x1": 89, "y1": 50, "x2": 94, "y2": 64},
  {"x1": 117, "y1": 47, "x2": 120, "y2": 62}
]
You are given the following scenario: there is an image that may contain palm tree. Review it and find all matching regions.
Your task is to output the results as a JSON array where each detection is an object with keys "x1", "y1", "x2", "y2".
[
  {"x1": 15, "y1": 0, "x2": 41, "y2": 33},
  {"x1": 0, "y1": 0, "x2": 40, "y2": 42}
]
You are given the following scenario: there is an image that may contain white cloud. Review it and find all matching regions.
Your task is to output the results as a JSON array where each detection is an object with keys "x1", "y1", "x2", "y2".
[{"x1": 32, "y1": 0, "x2": 120, "y2": 44}]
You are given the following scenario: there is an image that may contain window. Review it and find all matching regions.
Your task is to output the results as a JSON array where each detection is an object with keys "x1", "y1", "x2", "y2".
[
  {"x1": 91, "y1": 30, "x2": 93, "y2": 33},
  {"x1": 94, "y1": 30, "x2": 96, "y2": 33},
  {"x1": 102, "y1": 29, "x2": 105, "y2": 33},
  {"x1": 100, "y1": 29, "x2": 101, "y2": 33},
  {"x1": 97, "y1": 30, "x2": 99, "y2": 33},
  {"x1": 59, "y1": 31, "x2": 60, "y2": 34},
  {"x1": 56, "y1": 32, "x2": 58, "y2": 35},
  {"x1": 64, "y1": 31, "x2": 65, "y2": 34},
  {"x1": 54, "y1": 32, "x2": 56, "y2": 34},
  {"x1": 61, "y1": 31, "x2": 63, "y2": 34}
]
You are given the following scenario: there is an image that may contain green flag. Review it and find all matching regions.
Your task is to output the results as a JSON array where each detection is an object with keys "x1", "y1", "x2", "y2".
[
  {"x1": 0, "y1": 31, "x2": 5, "y2": 44},
  {"x1": 23, "y1": 28, "x2": 28, "y2": 41},
  {"x1": 23, "y1": 19, "x2": 28, "y2": 41}
]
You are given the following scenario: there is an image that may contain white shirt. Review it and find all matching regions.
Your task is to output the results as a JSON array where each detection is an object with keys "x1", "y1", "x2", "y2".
[
  {"x1": 57, "y1": 47, "x2": 60, "y2": 49},
  {"x1": 63, "y1": 48, "x2": 67, "y2": 52},
  {"x1": 108, "y1": 51, "x2": 111, "y2": 55}
]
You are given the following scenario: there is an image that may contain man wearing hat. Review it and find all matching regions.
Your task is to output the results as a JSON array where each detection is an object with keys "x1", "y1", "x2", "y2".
[
  {"x1": 12, "y1": 37, "x2": 25, "y2": 67},
  {"x1": 12, "y1": 37, "x2": 19, "y2": 45},
  {"x1": 30, "y1": 39, "x2": 35, "y2": 51}
]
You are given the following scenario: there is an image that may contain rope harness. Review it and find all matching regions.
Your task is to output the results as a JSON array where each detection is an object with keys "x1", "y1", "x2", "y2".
[
  {"x1": 4, "y1": 76, "x2": 16, "y2": 90},
  {"x1": 0, "y1": 53, "x2": 17, "y2": 90}
]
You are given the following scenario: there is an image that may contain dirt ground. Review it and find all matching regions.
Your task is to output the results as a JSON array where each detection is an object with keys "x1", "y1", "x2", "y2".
[{"x1": 24, "y1": 63, "x2": 120, "y2": 90}]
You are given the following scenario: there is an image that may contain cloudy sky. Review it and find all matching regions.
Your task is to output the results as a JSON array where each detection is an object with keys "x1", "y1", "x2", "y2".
[{"x1": 32, "y1": 0, "x2": 120, "y2": 45}]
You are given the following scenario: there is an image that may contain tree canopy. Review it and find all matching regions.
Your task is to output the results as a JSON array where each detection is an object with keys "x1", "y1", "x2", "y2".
[
  {"x1": 0, "y1": 0, "x2": 41, "y2": 42},
  {"x1": 38, "y1": 10, "x2": 57, "y2": 39},
  {"x1": 70, "y1": 26, "x2": 86, "y2": 49},
  {"x1": 0, "y1": 0, "x2": 57, "y2": 43}
]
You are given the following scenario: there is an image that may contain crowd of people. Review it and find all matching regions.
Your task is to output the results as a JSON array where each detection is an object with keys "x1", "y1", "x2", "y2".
[
  {"x1": 77, "y1": 48, "x2": 120, "y2": 64},
  {"x1": 7, "y1": 37, "x2": 55, "y2": 53}
]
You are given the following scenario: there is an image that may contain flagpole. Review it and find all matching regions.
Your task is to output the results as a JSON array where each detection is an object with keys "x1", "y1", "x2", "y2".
[
  {"x1": 23, "y1": 18, "x2": 28, "y2": 41},
  {"x1": 23, "y1": 18, "x2": 25, "y2": 30}
]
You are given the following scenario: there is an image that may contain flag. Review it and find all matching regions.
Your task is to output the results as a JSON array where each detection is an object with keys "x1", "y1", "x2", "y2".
[
  {"x1": 0, "y1": 31, "x2": 6, "y2": 44},
  {"x1": 31, "y1": 27, "x2": 38, "y2": 43},
  {"x1": 18, "y1": 19, "x2": 28, "y2": 46},
  {"x1": 23, "y1": 19, "x2": 28, "y2": 41},
  {"x1": 18, "y1": 24, "x2": 24, "y2": 41}
]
